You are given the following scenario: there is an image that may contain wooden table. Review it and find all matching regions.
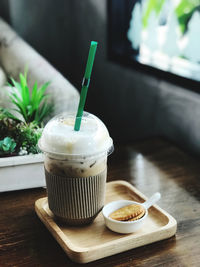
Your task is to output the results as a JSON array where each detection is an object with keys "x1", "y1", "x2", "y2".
[{"x1": 1, "y1": 138, "x2": 200, "y2": 266}]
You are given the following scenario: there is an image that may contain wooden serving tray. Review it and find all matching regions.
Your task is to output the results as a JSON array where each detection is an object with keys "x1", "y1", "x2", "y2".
[{"x1": 35, "y1": 180, "x2": 177, "y2": 263}]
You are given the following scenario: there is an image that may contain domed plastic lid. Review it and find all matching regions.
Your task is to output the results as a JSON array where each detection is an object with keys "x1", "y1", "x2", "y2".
[{"x1": 38, "y1": 112, "x2": 113, "y2": 158}]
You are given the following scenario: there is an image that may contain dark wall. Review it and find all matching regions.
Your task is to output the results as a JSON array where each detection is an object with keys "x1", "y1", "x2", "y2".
[
  {"x1": 2, "y1": 0, "x2": 200, "y2": 155},
  {"x1": 0, "y1": 0, "x2": 10, "y2": 22}
]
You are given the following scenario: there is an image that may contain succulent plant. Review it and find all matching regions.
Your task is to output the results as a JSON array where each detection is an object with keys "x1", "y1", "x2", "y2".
[
  {"x1": 16, "y1": 122, "x2": 42, "y2": 154},
  {"x1": 0, "y1": 108, "x2": 42, "y2": 155},
  {"x1": 0, "y1": 137, "x2": 16, "y2": 155}
]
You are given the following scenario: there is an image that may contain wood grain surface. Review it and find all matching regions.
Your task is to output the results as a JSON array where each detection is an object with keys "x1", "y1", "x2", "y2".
[
  {"x1": 0, "y1": 138, "x2": 200, "y2": 266},
  {"x1": 35, "y1": 181, "x2": 176, "y2": 263}
]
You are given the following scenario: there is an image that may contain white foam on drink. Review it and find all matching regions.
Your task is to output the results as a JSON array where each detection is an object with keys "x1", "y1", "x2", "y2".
[{"x1": 39, "y1": 112, "x2": 113, "y2": 156}]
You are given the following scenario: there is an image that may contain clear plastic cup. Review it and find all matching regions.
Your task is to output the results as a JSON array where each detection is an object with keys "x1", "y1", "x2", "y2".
[{"x1": 39, "y1": 112, "x2": 113, "y2": 225}]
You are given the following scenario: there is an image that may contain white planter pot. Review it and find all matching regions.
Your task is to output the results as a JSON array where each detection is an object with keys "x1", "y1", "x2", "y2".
[{"x1": 0, "y1": 154, "x2": 45, "y2": 192}]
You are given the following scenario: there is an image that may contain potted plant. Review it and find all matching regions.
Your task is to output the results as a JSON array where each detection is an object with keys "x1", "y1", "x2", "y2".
[{"x1": 0, "y1": 71, "x2": 52, "y2": 192}]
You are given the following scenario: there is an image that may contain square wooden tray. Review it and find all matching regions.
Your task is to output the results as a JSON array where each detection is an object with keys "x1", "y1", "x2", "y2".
[{"x1": 35, "y1": 180, "x2": 177, "y2": 263}]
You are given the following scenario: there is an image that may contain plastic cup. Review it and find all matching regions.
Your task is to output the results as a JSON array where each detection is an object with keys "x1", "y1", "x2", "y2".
[{"x1": 38, "y1": 112, "x2": 113, "y2": 225}]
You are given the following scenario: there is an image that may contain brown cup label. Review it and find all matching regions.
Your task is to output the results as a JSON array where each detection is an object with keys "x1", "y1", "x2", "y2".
[{"x1": 45, "y1": 168, "x2": 107, "y2": 221}]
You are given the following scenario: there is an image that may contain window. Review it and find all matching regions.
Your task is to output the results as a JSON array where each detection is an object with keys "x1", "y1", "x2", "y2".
[{"x1": 108, "y1": 0, "x2": 200, "y2": 89}]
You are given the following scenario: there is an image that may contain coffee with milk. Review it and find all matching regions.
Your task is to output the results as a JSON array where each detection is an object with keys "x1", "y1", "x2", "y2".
[{"x1": 39, "y1": 111, "x2": 113, "y2": 225}]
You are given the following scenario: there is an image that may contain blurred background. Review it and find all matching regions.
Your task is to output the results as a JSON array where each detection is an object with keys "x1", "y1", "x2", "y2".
[{"x1": 1, "y1": 0, "x2": 200, "y2": 155}]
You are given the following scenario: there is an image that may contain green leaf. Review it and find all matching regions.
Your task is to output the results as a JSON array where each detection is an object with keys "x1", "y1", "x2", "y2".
[
  {"x1": 8, "y1": 70, "x2": 51, "y2": 125},
  {"x1": 39, "y1": 82, "x2": 50, "y2": 93},
  {"x1": 19, "y1": 73, "x2": 27, "y2": 89},
  {"x1": 0, "y1": 137, "x2": 16, "y2": 153},
  {"x1": 37, "y1": 82, "x2": 50, "y2": 103},
  {"x1": 10, "y1": 99, "x2": 27, "y2": 121},
  {"x1": 3, "y1": 137, "x2": 11, "y2": 146},
  {"x1": 9, "y1": 78, "x2": 22, "y2": 93},
  {"x1": 2, "y1": 144, "x2": 9, "y2": 152},
  {"x1": 0, "y1": 108, "x2": 21, "y2": 121},
  {"x1": 142, "y1": 0, "x2": 165, "y2": 28},
  {"x1": 10, "y1": 142, "x2": 16, "y2": 152},
  {"x1": 175, "y1": 0, "x2": 199, "y2": 33},
  {"x1": 31, "y1": 82, "x2": 38, "y2": 104},
  {"x1": 38, "y1": 103, "x2": 50, "y2": 122},
  {"x1": 0, "y1": 137, "x2": 17, "y2": 155},
  {"x1": 10, "y1": 92, "x2": 22, "y2": 104},
  {"x1": 22, "y1": 85, "x2": 30, "y2": 107}
]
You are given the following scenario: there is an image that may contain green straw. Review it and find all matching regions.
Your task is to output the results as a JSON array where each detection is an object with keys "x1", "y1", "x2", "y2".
[{"x1": 74, "y1": 41, "x2": 98, "y2": 131}]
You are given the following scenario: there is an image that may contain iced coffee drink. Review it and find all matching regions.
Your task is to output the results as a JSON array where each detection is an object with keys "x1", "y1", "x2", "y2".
[{"x1": 39, "y1": 111, "x2": 113, "y2": 225}]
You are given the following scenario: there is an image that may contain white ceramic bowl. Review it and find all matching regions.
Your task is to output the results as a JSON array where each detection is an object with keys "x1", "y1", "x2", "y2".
[{"x1": 102, "y1": 192, "x2": 161, "y2": 234}]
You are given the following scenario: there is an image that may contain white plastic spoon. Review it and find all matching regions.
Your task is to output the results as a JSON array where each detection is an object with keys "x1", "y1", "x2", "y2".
[{"x1": 102, "y1": 192, "x2": 161, "y2": 234}]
